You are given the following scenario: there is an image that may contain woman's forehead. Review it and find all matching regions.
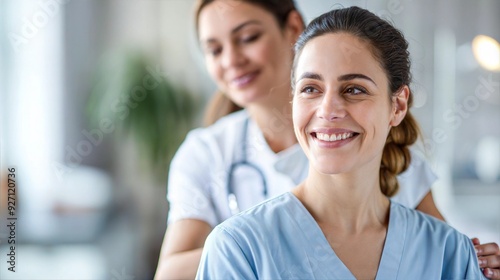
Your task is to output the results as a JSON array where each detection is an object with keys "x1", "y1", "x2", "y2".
[
  {"x1": 292, "y1": 33, "x2": 389, "y2": 92},
  {"x1": 198, "y1": 1, "x2": 275, "y2": 41}
]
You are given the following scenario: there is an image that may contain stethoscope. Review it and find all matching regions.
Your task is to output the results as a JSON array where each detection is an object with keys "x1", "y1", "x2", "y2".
[{"x1": 226, "y1": 117, "x2": 268, "y2": 215}]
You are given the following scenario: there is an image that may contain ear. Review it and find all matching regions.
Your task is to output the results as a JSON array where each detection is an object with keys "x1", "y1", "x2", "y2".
[
  {"x1": 390, "y1": 86, "x2": 409, "y2": 127},
  {"x1": 284, "y1": 10, "x2": 305, "y2": 43}
]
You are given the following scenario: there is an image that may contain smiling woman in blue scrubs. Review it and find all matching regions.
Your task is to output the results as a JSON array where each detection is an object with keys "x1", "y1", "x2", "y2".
[{"x1": 196, "y1": 6, "x2": 488, "y2": 279}]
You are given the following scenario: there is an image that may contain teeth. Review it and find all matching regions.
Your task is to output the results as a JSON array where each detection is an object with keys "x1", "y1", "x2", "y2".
[{"x1": 316, "y1": 132, "x2": 354, "y2": 142}]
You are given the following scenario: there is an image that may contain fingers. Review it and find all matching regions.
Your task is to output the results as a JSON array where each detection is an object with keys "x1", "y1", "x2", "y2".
[
  {"x1": 476, "y1": 242, "x2": 500, "y2": 279},
  {"x1": 472, "y1": 237, "x2": 481, "y2": 246},
  {"x1": 479, "y1": 255, "x2": 500, "y2": 268},
  {"x1": 476, "y1": 242, "x2": 500, "y2": 257},
  {"x1": 483, "y1": 268, "x2": 500, "y2": 279}
]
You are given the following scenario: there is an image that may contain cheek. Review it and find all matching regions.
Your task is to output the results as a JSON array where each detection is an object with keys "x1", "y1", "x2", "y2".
[
  {"x1": 205, "y1": 58, "x2": 222, "y2": 82},
  {"x1": 292, "y1": 100, "x2": 312, "y2": 136},
  {"x1": 356, "y1": 105, "x2": 392, "y2": 139},
  {"x1": 274, "y1": 48, "x2": 293, "y2": 74},
  {"x1": 257, "y1": 38, "x2": 292, "y2": 72},
  {"x1": 292, "y1": 99, "x2": 302, "y2": 125},
  {"x1": 250, "y1": 45, "x2": 275, "y2": 72}
]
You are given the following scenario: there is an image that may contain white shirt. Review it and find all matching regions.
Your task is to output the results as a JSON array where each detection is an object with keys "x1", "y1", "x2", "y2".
[{"x1": 167, "y1": 110, "x2": 436, "y2": 228}]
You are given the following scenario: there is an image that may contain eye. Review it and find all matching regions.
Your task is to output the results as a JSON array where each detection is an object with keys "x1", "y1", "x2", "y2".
[
  {"x1": 344, "y1": 86, "x2": 367, "y2": 95},
  {"x1": 299, "y1": 86, "x2": 321, "y2": 96},
  {"x1": 205, "y1": 46, "x2": 222, "y2": 57},
  {"x1": 240, "y1": 33, "x2": 261, "y2": 44}
]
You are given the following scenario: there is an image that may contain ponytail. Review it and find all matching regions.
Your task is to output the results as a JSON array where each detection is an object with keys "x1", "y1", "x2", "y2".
[{"x1": 380, "y1": 110, "x2": 420, "y2": 197}]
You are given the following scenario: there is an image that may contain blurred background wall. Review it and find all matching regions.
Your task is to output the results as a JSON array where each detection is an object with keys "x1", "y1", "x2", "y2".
[{"x1": 0, "y1": 0, "x2": 499, "y2": 279}]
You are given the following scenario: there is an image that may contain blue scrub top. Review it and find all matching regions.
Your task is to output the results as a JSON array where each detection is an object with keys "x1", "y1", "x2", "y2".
[{"x1": 196, "y1": 192, "x2": 485, "y2": 280}]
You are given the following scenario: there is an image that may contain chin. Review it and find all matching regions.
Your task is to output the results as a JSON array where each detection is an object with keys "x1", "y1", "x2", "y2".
[
  {"x1": 309, "y1": 155, "x2": 346, "y2": 173},
  {"x1": 232, "y1": 91, "x2": 268, "y2": 106}
]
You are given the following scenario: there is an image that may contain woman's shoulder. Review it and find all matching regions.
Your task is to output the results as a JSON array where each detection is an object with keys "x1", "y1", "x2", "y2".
[
  {"x1": 392, "y1": 202, "x2": 484, "y2": 278},
  {"x1": 402, "y1": 147, "x2": 436, "y2": 178},
  {"x1": 185, "y1": 110, "x2": 248, "y2": 144},
  {"x1": 169, "y1": 110, "x2": 249, "y2": 173},
  {"x1": 176, "y1": 110, "x2": 248, "y2": 154},
  {"x1": 392, "y1": 202, "x2": 468, "y2": 243},
  {"x1": 393, "y1": 147, "x2": 437, "y2": 208}
]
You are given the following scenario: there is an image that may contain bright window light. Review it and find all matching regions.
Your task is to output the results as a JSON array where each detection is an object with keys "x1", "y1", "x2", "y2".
[{"x1": 472, "y1": 35, "x2": 500, "y2": 71}]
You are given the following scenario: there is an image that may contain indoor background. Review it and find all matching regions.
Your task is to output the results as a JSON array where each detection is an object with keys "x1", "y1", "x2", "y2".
[{"x1": 0, "y1": 0, "x2": 499, "y2": 279}]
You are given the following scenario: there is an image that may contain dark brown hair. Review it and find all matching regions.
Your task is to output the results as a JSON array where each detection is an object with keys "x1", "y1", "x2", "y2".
[
  {"x1": 292, "y1": 6, "x2": 420, "y2": 197},
  {"x1": 194, "y1": 0, "x2": 300, "y2": 126}
]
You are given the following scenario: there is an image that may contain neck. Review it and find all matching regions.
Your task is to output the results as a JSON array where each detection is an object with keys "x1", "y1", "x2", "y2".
[
  {"x1": 293, "y1": 165, "x2": 389, "y2": 233},
  {"x1": 246, "y1": 89, "x2": 297, "y2": 153}
]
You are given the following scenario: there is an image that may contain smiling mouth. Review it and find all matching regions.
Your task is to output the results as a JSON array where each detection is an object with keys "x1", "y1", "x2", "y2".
[
  {"x1": 312, "y1": 132, "x2": 358, "y2": 142},
  {"x1": 231, "y1": 71, "x2": 259, "y2": 88}
]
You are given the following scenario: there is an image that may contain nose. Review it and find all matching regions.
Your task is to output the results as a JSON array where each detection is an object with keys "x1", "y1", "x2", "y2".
[
  {"x1": 221, "y1": 44, "x2": 246, "y2": 69},
  {"x1": 316, "y1": 92, "x2": 347, "y2": 121}
]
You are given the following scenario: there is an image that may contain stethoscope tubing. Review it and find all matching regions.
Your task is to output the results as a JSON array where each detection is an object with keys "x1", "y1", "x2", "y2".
[{"x1": 226, "y1": 117, "x2": 268, "y2": 215}]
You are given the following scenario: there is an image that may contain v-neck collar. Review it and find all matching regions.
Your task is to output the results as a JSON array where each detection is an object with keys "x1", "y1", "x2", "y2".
[{"x1": 286, "y1": 192, "x2": 407, "y2": 279}]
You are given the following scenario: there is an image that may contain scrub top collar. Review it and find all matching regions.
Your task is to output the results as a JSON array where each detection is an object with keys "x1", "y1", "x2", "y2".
[{"x1": 286, "y1": 193, "x2": 406, "y2": 279}]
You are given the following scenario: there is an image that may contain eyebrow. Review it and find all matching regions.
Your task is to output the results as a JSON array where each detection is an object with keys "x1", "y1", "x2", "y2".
[
  {"x1": 203, "y1": 20, "x2": 262, "y2": 45},
  {"x1": 296, "y1": 72, "x2": 376, "y2": 86},
  {"x1": 297, "y1": 72, "x2": 324, "y2": 81},
  {"x1": 338, "y1": 73, "x2": 377, "y2": 86}
]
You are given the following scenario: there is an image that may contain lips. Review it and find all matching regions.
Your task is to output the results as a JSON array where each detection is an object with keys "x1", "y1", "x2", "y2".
[{"x1": 230, "y1": 71, "x2": 260, "y2": 88}]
